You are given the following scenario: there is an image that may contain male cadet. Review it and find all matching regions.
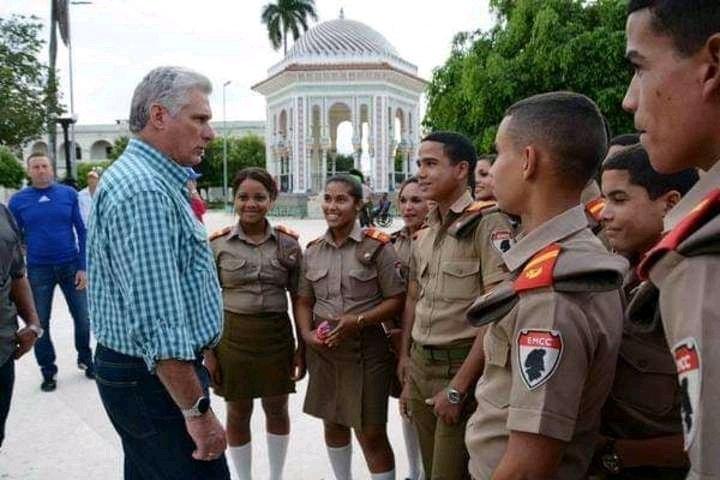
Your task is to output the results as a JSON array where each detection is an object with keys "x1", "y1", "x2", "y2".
[
  {"x1": 397, "y1": 131, "x2": 514, "y2": 479},
  {"x1": 623, "y1": 1, "x2": 720, "y2": 477},
  {"x1": 595, "y1": 144, "x2": 698, "y2": 479},
  {"x1": 465, "y1": 92, "x2": 628, "y2": 480}
]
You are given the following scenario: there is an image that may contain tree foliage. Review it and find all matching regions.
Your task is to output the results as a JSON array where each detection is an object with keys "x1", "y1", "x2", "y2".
[
  {"x1": 261, "y1": 0, "x2": 318, "y2": 55},
  {"x1": 107, "y1": 136, "x2": 129, "y2": 160},
  {"x1": 0, "y1": 15, "x2": 62, "y2": 147},
  {"x1": 76, "y1": 160, "x2": 112, "y2": 189},
  {"x1": 423, "y1": 0, "x2": 632, "y2": 153},
  {"x1": 0, "y1": 146, "x2": 25, "y2": 189},
  {"x1": 196, "y1": 135, "x2": 266, "y2": 189}
]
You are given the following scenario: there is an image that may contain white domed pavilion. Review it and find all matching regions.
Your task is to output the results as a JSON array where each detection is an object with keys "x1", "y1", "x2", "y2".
[{"x1": 252, "y1": 11, "x2": 427, "y2": 195}]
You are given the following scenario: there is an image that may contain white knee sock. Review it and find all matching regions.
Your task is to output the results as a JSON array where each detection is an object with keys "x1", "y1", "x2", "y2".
[
  {"x1": 229, "y1": 442, "x2": 252, "y2": 480},
  {"x1": 401, "y1": 416, "x2": 424, "y2": 480},
  {"x1": 327, "y1": 443, "x2": 353, "y2": 480},
  {"x1": 370, "y1": 469, "x2": 395, "y2": 480},
  {"x1": 267, "y1": 433, "x2": 289, "y2": 480}
]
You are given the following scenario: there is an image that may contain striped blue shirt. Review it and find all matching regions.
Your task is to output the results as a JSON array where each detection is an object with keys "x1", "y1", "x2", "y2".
[{"x1": 87, "y1": 139, "x2": 222, "y2": 371}]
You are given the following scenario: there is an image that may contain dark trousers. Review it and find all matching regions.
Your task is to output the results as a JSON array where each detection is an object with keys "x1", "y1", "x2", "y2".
[
  {"x1": 0, "y1": 356, "x2": 14, "y2": 448},
  {"x1": 27, "y1": 261, "x2": 92, "y2": 379},
  {"x1": 94, "y1": 344, "x2": 230, "y2": 480}
]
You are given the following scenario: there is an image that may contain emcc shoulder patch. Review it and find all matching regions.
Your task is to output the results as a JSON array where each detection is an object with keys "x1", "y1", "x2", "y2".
[
  {"x1": 674, "y1": 337, "x2": 701, "y2": 450},
  {"x1": 517, "y1": 329, "x2": 563, "y2": 390}
]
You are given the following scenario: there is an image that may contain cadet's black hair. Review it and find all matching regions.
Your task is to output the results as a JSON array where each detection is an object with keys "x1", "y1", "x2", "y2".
[
  {"x1": 628, "y1": 1, "x2": 720, "y2": 56},
  {"x1": 609, "y1": 133, "x2": 641, "y2": 148},
  {"x1": 504, "y1": 91, "x2": 608, "y2": 189},
  {"x1": 233, "y1": 167, "x2": 278, "y2": 201},
  {"x1": 477, "y1": 154, "x2": 497, "y2": 166},
  {"x1": 421, "y1": 131, "x2": 478, "y2": 191},
  {"x1": 602, "y1": 144, "x2": 699, "y2": 199},
  {"x1": 326, "y1": 173, "x2": 363, "y2": 203},
  {"x1": 398, "y1": 176, "x2": 419, "y2": 197}
]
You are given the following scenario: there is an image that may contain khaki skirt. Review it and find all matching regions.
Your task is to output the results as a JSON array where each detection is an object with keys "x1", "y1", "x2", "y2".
[
  {"x1": 304, "y1": 317, "x2": 394, "y2": 429},
  {"x1": 214, "y1": 311, "x2": 295, "y2": 401}
]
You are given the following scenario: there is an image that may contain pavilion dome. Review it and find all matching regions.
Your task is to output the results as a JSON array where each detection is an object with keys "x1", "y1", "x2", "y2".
[{"x1": 267, "y1": 14, "x2": 418, "y2": 76}]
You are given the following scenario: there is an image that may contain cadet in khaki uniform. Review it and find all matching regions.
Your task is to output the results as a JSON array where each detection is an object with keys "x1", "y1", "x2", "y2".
[
  {"x1": 623, "y1": 3, "x2": 720, "y2": 477},
  {"x1": 296, "y1": 174, "x2": 405, "y2": 480},
  {"x1": 594, "y1": 145, "x2": 698, "y2": 479},
  {"x1": 206, "y1": 168, "x2": 303, "y2": 480},
  {"x1": 465, "y1": 92, "x2": 627, "y2": 480},
  {"x1": 397, "y1": 132, "x2": 514, "y2": 480}
]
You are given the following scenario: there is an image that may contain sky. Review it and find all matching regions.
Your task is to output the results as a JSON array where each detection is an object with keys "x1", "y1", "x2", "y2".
[{"x1": 2, "y1": 0, "x2": 495, "y2": 126}]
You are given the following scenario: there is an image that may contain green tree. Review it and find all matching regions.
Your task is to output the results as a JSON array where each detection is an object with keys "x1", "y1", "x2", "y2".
[
  {"x1": 76, "y1": 160, "x2": 112, "y2": 189},
  {"x1": 0, "y1": 146, "x2": 25, "y2": 189},
  {"x1": 424, "y1": 0, "x2": 632, "y2": 153},
  {"x1": 261, "y1": 0, "x2": 318, "y2": 55},
  {"x1": 196, "y1": 135, "x2": 266, "y2": 189},
  {"x1": 107, "y1": 136, "x2": 129, "y2": 160},
  {"x1": 0, "y1": 15, "x2": 62, "y2": 147}
]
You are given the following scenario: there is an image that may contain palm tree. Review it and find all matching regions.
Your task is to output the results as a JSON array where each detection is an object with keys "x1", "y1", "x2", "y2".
[{"x1": 261, "y1": 0, "x2": 319, "y2": 56}]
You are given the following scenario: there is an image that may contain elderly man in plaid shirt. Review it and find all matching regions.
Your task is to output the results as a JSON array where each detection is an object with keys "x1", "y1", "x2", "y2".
[{"x1": 87, "y1": 66, "x2": 230, "y2": 480}]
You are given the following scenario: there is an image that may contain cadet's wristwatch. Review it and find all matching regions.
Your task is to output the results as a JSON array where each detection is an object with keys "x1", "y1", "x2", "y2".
[
  {"x1": 181, "y1": 395, "x2": 210, "y2": 419},
  {"x1": 600, "y1": 439, "x2": 622, "y2": 475},
  {"x1": 28, "y1": 324, "x2": 44, "y2": 339},
  {"x1": 446, "y1": 387, "x2": 467, "y2": 405}
]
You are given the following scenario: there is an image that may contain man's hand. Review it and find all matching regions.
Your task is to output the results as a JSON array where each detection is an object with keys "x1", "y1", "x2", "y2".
[
  {"x1": 75, "y1": 270, "x2": 87, "y2": 290},
  {"x1": 426, "y1": 388, "x2": 463, "y2": 425},
  {"x1": 185, "y1": 410, "x2": 227, "y2": 461},
  {"x1": 302, "y1": 329, "x2": 328, "y2": 352},
  {"x1": 203, "y1": 350, "x2": 222, "y2": 389},
  {"x1": 291, "y1": 348, "x2": 306, "y2": 381},
  {"x1": 325, "y1": 314, "x2": 360, "y2": 349},
  {"x1": 399, "y1": 381, "x2": 412, "y2": 419},
  {"x1": 14, "y1": 327, "x2": 38, "y2": 359}
]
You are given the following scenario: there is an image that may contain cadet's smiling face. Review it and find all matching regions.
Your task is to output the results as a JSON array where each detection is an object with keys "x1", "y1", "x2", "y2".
[
  {"x1": 600, "y1": 169, "x2": 672, "y2": 258},
  {"x1": 491, "y1": 116, "x2": 526, "y2": 216},
  {"x1": 398, "y1": 181, "x2": 429, "y2": 231},
  {"x1": 416, "y1": 141, "x2": 468, "y2": 203},
  {"x1": 474, "y1": 159, "x2": 494, "y2": 200},
  {"x1": 322, "y1": 181, "x2": 360, "y2": 231},
  {"x1": 235, "y1": 178, "x2": 273, "y2": 227}
]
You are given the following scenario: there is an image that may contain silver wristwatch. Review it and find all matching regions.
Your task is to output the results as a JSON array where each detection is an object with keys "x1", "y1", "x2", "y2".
[
  {"x1": 446, "y1": 387, "x2": 467, "y2": 405},
  {"x1": 28, "y1": 324, "x2": 44, "y2": 339},
  {"x1": 181, "y1": 396, "x2": 210, "y2": 419}
]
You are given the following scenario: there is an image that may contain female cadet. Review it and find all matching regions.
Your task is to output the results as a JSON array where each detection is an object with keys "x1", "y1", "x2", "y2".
[
  {"x1": 296, "y1": 174, "x2": 406, "y2": 480},
  {"x1": 206, "y1": 167, "x2": 304, "y2": 480},
  {"x1": 473, "y1": 154, "x2": 496, "y2": 200},
  {"x1": 390, "y1": 176, "x2": 429, "y2": 480}
]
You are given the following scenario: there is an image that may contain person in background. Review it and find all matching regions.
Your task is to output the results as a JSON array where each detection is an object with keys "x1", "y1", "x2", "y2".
[
  {"x1": 390, "y1": 176, "x2": 429, "y2": 480},
  {"x1": 207, "y1": 167, "x2": 304, "y2": 480},
  {"x1": 9, "y1": 153, "x2": 93, "y2": 392},
  {"x1": 78, "y1": 168, "x2": 102, "y2": 227},
  {"x1": 0, "y1": 203, "x2": 42, "y2": 449},
  {"x1": 593, "y1": 144, "x2": 697, "y2": 479},
  {"x1": 474, "y1": 154, "x2": 496, "y2": 201},
  {"x1": 361, "y1": 179, "x2": 375, "y2": 227},
  {"x1": 373, "y1": 193, "x2": 392, "y2": 220},
  {"x1": 188, "y1": 169, "x2": 207, "y2": 223},
  {"x1": 296, "y1": 174, "x2": 406, "y2": 480}
]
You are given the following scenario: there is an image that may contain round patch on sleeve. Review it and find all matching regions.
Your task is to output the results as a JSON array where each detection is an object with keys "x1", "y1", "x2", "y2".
[
  {"x1": 674, "y1": 337, "x2": 701, "y2": 450},
  {"x1": 517, "y1": 329, "x2": 563, "y2": 390},
  {"x1": 491, "y1": 229, "x2": 514, "y2": 253}
]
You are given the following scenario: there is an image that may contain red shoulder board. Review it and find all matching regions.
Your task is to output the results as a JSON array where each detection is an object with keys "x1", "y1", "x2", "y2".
[
  {"x1": 585, "y1": 197, "x2": 605, "y2": 222},
  {"x1": 466, "y1": 200, "x2": 497, "y2": 213},
  {"x1": 209, "y1": 225, "x2": 232, "y2": 241},
  {"x1": 638, "y1": 189, "x2": 720, "y2": 280},
  {"x1": 364, "y1": 227, "x2": 391, "y2": 244},
  {"x1": 513, "y1": 244, "x2": 562, "y2": 293},
  {"x1": 274, "y1": 224, "x2": 299, "y2": 239}
]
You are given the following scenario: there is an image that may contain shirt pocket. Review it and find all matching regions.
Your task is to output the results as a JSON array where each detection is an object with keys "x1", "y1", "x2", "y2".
[
  {"x1": 305, "y1": 267, "x2": 329, "y2": 299},
  {"x1": 219, "y1": 258, "x2": 254, "y2": 288},
  {"x1": 477, "y1": 326, "x2": 511, "y2": 409},
  {"x1": 347, "y1": 268, "x2": 379, "y2": 300},
  {"x1": 268, "y1": 257, "x2": 289, "y2": 286},
  {"x1": 440, "y1": 261, "x2": 480, "y2": 301},
  {"x1": 611, "y1": 335, "x2": 678, "y2": 416}
]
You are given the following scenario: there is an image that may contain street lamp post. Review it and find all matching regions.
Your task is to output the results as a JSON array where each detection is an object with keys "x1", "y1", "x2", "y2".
[
  {"x1": 222, "y1": 80, "x2": 232, "y2": 211},
  {"x1": 67, "y1": 1, "x2": 92, "y2": 180},
  {"x1": 56, "y1": 114, "x2": 78, "y2": 188}
]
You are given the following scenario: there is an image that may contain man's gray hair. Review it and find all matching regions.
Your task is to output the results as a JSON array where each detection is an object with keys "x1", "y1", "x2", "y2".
[{"x1": 129, "y1": 66, "x2": 213, "y2": 133}]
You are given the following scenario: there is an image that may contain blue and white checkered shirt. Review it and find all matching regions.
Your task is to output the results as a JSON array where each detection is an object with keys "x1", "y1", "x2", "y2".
[{"x1": 87, "y1": 138, "x2": 222, "y2": 371}]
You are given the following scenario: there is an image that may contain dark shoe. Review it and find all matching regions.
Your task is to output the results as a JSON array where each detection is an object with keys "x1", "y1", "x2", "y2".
[
  {"x1": 41, "y1": 377, "x2": 57, "y2": 392},
  {"x1": 77, "y1": 360, "x2": 90, "y2": 371},
  {"x1": 84, "y1": 364, "x2": 95, "y2": 380}
]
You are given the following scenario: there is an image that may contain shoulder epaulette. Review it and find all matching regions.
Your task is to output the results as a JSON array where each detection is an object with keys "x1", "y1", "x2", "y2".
[
  {"x1": 448, "y1": 200, "x2": 498, "y2": 238},
  {"x1": 638, "y1": 189, "x2": 720, "y2": 280},
  {"x1": 363, "y1": 227, "x2": 391, "y2": 244},
  {"x1": 274, "y1": 224, "x2": 299, "y2": 240},
  {"x1": 585, "y1": 197, "x2": 605, "y2": 223},
  {"x1": 514, "y1": 244, "x2": 562, "y2": 292},
  {"x1": 306, "y1": 237, "x2": 323, "y2": 249},
  {"x1": 209, "y1": 225, "x2": 232, "y2": 241}
]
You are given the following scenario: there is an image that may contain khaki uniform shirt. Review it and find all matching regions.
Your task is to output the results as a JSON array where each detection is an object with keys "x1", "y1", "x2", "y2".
[
  {"x1": 410, "y1": 191, "x2": 512, "y2": 347},
  {"x1": 602, "y1": 271, "x2": 682, "y2": 439},
  {"x1": 211, "y1": 222, "x2": 300, "y2": 315},
  {"x1": 648, "y1": 160, "x2": 720, "y2": 480},
  {"x1": 392, "y1": 226, "x2": 414, "y2": 282},
  {"x1": 298, "y1": 223, "x2": 405, "y2": 319},
  {"x1": 466, "y1": 205, "x2": 625, "y2": 480}
]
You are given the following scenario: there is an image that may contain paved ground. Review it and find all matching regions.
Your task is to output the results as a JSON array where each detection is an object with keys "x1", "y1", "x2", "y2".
[{"x1": 0, "y1": 212, "x2": 416, "y2": 480}]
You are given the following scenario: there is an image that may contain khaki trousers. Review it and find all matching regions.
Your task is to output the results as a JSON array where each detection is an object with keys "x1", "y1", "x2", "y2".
[{"x1": 408, "y1": 344, "x2": 476, "y2": 480}]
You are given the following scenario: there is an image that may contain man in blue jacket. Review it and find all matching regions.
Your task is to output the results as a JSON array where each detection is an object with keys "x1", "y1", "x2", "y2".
[{"x1": 9, "y1": 153, "x2": 93, "y2": 391}]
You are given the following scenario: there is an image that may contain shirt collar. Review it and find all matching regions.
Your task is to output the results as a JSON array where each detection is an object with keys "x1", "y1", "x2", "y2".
[
  {"x1": 427, "y1": 190, "x2": 473, "y2": 226},
  {"x1": 664, "y1": 159, "x2": 720, "y2": 232},
  {"x1": 322, "y1": 221, "x2": 364, "y2": 246},
  {"x1": 229, "y1": 220, "x2": 273, "y2": 243},
  {"x1": 127, "y1": 138, "x2": 190, "y2": 189},
  {"x1": 503, "y1": 205, "x2": 589, "y2": 272}
]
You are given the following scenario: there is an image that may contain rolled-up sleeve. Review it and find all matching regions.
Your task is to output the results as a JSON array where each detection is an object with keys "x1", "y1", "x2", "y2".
[{"x1": 109, "y1": 190, "x2": 195, "y2": 370}]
